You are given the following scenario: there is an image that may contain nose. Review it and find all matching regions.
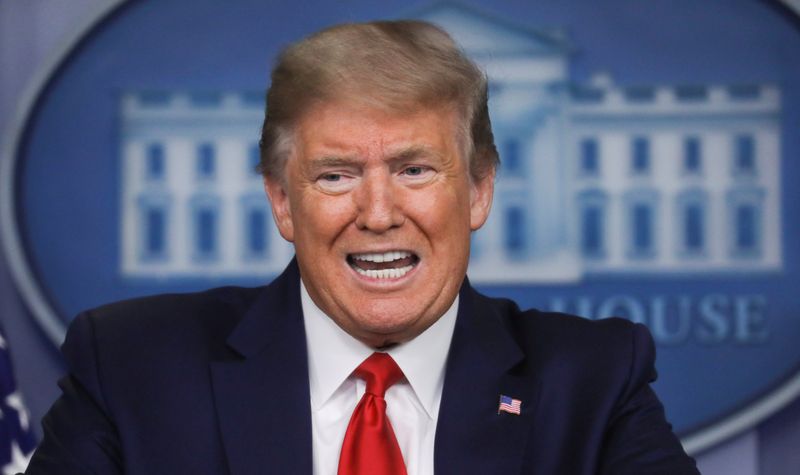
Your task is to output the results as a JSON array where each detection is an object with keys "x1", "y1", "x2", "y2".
[{"x1": 354, "y1": 171, "x2": 405, "y2": 233}]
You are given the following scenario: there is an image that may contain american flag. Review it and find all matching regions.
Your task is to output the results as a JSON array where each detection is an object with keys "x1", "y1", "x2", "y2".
[
  {"x1": 0, "y1": 329, "x2": 36, "y2": 474},
  {"x1": 498, "y1": 394, "x2": 522, "y2": 415}
]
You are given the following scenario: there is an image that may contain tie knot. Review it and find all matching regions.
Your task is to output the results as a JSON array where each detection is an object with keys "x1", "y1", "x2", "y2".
[{"x1": 354, "y1": 352, "x2": 404, "y2": 398}]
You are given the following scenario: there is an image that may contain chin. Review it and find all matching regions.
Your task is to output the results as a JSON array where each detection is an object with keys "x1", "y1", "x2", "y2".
[{"x1": 350, "y1": 314, "x2": 419, "y2": 343}]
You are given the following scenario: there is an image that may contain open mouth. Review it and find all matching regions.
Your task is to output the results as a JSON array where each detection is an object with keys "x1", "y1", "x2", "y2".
[{"x1": 347, "y1": 251, "x2": 420, "y2": 279}]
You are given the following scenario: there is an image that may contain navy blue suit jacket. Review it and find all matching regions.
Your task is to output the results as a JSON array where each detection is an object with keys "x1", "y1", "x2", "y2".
[{"x1": 26, "y1": 261, "x2": 698, "y2": 474}]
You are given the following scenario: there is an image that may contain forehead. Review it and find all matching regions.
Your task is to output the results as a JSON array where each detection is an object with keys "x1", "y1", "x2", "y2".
[{"x1": 291, "y1": 100, "x2": 461, "y2": 160}]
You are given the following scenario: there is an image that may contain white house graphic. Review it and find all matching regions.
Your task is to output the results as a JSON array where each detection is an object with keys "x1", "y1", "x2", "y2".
[
  {"x1": 119, "y1": 91, "x2": 294, "y2": 278},
  {"x1": 119, "y1": 3, "x2": 782, "y2": 282}
]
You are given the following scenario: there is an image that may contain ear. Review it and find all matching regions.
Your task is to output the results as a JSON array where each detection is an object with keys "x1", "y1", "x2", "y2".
[
  {"x1": 469, "y1": 168, "x2": 495, "y2": 231},
  {"x1": 263, "y1": 175, "x2": 295, "y2": 242}
]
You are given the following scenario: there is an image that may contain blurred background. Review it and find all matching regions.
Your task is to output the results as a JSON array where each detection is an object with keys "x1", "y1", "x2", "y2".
[{"x1": 1, "y1": 0, "x2": 799, "y2": 473}]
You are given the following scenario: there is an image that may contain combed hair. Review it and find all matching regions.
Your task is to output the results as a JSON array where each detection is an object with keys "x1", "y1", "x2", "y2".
[{"x1": 257, "y1": 20, "x2": 498, "y2": 181}]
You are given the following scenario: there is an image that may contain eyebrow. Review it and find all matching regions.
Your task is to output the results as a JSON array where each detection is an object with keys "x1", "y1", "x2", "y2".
[
  {"x1": 307, "y1": 145, "x2": 441, "y2": 169},
  {"x1": 308, "y1": 156, "x2": 362, "y2": 169},
  {"x1": 391, "y1": 145, "x2": 437, "y2": 162}
]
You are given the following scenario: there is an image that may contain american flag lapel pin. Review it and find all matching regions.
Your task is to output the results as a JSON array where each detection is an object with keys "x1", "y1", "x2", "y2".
[{"x1": 498, "y1": 394, "x2": 522, "y2": 415}]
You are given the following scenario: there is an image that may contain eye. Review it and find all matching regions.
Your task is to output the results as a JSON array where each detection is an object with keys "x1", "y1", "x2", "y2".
[
  {"x1": 316, "y1": 172, "x2": 356, "y2": 193},
  {"x1": 399, "y1": 165, "x2": 434, "y2": 183},
  {"x1": 400, "y1": 165, "x2": 433, "y2": 177}
]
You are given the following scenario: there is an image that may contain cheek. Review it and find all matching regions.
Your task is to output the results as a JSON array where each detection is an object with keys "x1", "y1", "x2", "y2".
[
  {"x1": 409, "y1": 191, "x2": 471, "y2": 242},
  {"x1": 425, "y1": 187, "x2": 472, "y2": 226},
  {"x1": 294, "y1": 194, "x2": 356, "y2": 239}
]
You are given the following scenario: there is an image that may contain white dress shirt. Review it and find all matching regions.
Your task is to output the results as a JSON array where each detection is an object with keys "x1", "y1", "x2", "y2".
[{"x1": 301, "y1": 281, "x2": 458, "y2": 475}]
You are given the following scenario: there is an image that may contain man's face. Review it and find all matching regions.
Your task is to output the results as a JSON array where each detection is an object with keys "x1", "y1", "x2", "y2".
[{"x1": 264, "y1": 100, "x2": 494, "y2": 348}]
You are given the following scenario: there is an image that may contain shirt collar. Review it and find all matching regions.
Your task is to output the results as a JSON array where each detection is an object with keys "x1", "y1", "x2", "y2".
[{"x1": 301, "y1": 279, "x2": 459, "y2": 420}]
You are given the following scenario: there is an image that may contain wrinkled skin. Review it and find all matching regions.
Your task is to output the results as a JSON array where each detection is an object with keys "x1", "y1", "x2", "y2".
[{"x1": 265, "y1": 101, "x2": 494, "y2": 348}]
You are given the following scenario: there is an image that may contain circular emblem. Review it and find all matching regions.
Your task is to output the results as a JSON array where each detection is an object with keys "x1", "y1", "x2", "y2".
[{"x1": 2, "y1": 0, "x2": 799, "y2": 454}]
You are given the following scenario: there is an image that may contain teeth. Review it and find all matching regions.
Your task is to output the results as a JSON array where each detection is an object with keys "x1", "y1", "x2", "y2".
[
  {"x1": 352, "y1": 251, "x2": 411, "y2": 263},
  {"x1": 354, "y1": 265, "x2": 414, "y2": 279}
]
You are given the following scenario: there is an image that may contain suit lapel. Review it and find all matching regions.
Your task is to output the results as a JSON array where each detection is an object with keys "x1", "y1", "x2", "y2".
[
  {"x1": 209, "y1": 266, "x2": 539, "y2": 474},
  {"x1": 435, "y1": 282, "x2": 540, "y2": 475},
  {"x1": 210, "y1": 261, "x2": 313, "y2": 475}
]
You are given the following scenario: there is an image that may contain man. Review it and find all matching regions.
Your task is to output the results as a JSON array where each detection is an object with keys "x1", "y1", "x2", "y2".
[{"x1": 25, "y1": 21, "x2": 699, "y2": 474}]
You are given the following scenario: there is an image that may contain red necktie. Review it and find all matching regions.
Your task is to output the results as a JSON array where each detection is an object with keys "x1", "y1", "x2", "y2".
[{"x1": 338, "y1": 352, "x2": 408, "y2": 475}]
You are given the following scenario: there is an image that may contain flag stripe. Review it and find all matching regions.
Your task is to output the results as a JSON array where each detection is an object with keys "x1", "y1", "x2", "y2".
[
  {"x1": 0, "y1": 327, "x2": 37, "y2": 472},
  {"x1": 498, "y1": 395, "x2": 522, "y2": 415}
]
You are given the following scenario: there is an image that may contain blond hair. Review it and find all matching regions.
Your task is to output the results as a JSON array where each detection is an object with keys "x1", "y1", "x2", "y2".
[{"x1": 258, "y1": 20, "x2": 498, "y2": 181}]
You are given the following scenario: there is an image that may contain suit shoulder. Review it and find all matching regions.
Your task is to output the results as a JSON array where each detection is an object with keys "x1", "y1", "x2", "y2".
[
  {"x1": 472, "y1": 290, "x2": 646, "y2": 363},
  {"x1": 88, "y1": 285, "x2": 262, "y2": 324},
  {"x1": 88, "y1": 285, "x2": 262, "y2": 319},
  {"x1": 530, "y1": 309, "x2": 640, "y2": 344},
  {"x1": 475, "y1": 290, "x2": 635, "y2": 337},
  {"x1": 70, "y1": 286, "x2": 264, "y2": 356}
]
